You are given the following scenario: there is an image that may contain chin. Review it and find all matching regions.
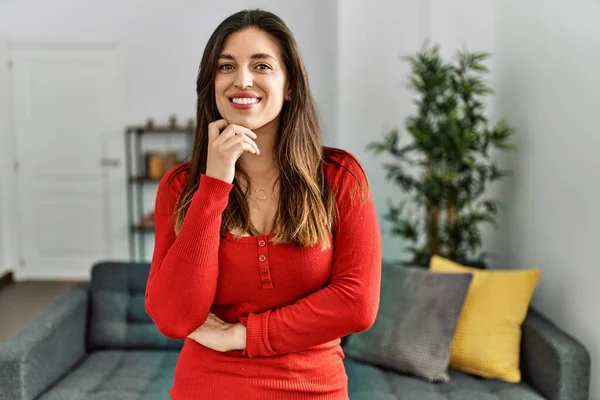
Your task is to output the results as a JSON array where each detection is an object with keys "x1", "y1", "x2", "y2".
[{"x1": 225, "y1": 115, "x2": 266, "y2": 130}]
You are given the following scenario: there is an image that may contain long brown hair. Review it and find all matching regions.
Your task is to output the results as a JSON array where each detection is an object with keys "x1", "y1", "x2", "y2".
[{"x1": 172, "y1": 9, "x2": 365, "y2": 249}]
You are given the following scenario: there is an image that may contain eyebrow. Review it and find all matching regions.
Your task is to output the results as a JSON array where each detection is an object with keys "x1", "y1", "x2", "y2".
[{"x1": 218, "y1": 53, "x2": 277, "y2": 62}]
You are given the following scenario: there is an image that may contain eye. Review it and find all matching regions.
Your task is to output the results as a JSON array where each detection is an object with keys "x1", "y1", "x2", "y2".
[
  {"x1": 256, "y1": 63, "x2": 272, "y2": 71},
  {"x1": 218, "y1": 64, "x2": 234, "y2": 71}
]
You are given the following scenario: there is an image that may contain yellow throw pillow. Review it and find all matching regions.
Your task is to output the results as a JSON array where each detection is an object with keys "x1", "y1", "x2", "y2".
[{"x1": 430, "y1": 255, "x2": 540, "y2": 383}]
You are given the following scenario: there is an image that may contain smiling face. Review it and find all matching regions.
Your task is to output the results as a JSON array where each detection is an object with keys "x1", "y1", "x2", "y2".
[{"x1": 215, "y1": 27, "x2": 290, "y2": 132}]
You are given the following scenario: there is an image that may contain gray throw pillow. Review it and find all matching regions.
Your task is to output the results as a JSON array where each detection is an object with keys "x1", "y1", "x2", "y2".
[{"x1": 344, "y1": 264, "x2": 472, "y2": 382}]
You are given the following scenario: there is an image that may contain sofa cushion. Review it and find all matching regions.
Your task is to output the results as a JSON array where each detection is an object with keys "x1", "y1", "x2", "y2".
[
  {"x1": 344, "y1": 356, "x2": 545, "y2": 400},
  {"x1": 88, "y1": 261, "x2": 184, "y2": 350},
  {"x1": 430, "y1": 256, "x2": 541, "y2": 383},
  {"x1": 344, "y1": 264, "x2": 472, "y2": 382},
  {"x1": 38, "y1": 350, "x2": 178, "y2": 400}
]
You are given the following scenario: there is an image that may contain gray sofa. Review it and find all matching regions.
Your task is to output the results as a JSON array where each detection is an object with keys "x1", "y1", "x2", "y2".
[{"x1": 0, "y1": 261, "x2": 591, "y2": 400}]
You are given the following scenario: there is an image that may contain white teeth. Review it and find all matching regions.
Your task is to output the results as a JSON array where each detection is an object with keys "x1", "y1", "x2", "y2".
[{"x1": 232, "y1": 98, "x2": 260, "y2": 105}]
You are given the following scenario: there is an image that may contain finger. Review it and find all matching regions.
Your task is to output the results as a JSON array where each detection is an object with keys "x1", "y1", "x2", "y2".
[
  {"x1": 223, "y1": 134, "x2": 260, "y2": 155},
  {"x1": 223, "y1": 135, "x2": 259, "y2": 155},
  {"x1": 207, "y1": 313, "x2": 222, "y2": 323},
  {"x1": 208, "y1": 119, "x2": 228, "y2": 145},
  {"x1": 232, "y1": 142, "x2": 259, "y2": 157},
  {"x1": 230, "y1": 124, "x2": 258, "y2": 140},
  {"x1": 220, "y1": 124, "x2": 258, "y2": 141},
  {"x1": 209, "y1": 313, "x2": 226, "y2": 322}
]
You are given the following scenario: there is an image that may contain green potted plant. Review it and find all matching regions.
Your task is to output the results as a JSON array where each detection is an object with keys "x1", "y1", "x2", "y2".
[{"x1": 367, "y1": 43, "x2": 516, "y2": 266}]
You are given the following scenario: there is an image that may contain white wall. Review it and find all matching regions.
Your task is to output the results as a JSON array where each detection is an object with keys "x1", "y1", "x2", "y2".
[
  {"x1": 338, "y1": 0, "x2": 427, "y2": 263},
  {"x1": 0, "y1": 0, "x2": 338, "y2": 270},
  {"x1": 338, "y1": 0, "x2": 494, "y2": 263},
  {"x1": 492, "y1": 0, "x2": 600, "y2": 397}
]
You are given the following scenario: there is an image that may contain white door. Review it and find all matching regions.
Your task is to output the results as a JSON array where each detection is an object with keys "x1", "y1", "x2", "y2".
[{"x1": 10, "y1": 44, "x2": 126, "y2": 279}]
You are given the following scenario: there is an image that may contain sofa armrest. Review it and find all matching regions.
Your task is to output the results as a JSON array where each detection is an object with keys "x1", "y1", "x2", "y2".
[
  {"x1": 0, "y1": 285, "x2": 89, "y2": 400},
  {"x1": 521, "y1": 307, "x2": 591, "y2": 400}
]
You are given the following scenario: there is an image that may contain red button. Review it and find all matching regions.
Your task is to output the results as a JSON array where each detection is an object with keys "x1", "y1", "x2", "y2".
[
  {"x1": 262, "y1": 279, "x2": 271, "y2": 285},
  {"x1": 260, "y1": 269, "x2": 268, "y2": 276},
  {"x1": 258, "y1": 240, "x2": 266, "y2": 247},
  {"x1": 259, "y1": 255, "x2": 267, "y2": 262}
]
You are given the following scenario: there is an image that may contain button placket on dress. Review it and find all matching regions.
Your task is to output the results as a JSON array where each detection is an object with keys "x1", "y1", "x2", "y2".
[{"x1": 257, "y1": 236, "x2": 273, "y2": 289}]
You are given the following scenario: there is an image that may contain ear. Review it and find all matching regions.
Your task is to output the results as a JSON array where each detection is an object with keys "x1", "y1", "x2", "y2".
[{"x1": 285, "y1": 85, "x2": 291, "y2": 101}]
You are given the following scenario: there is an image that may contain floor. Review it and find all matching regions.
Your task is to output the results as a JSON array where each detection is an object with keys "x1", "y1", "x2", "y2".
[{"x1": 0, "y1": 280, "x2": 84, "y2": 341}]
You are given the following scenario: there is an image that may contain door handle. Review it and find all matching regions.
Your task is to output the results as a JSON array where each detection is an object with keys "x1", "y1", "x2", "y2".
[{"x1": 100, "y1": 158, "x2": 121, "y2": 167}]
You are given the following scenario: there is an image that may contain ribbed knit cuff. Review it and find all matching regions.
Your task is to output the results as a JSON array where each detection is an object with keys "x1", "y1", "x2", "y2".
[
  {"x1": 240, "y1": 311, "x2": 275, "y2": 358},
  {"x1": 198, "y1": 173, "x2": 234, "y2": 192}
]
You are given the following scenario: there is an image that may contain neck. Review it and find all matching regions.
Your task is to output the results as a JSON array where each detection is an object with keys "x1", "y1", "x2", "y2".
[{"x1": 237, "y1": 118, "x2": 279, "y2": 178}]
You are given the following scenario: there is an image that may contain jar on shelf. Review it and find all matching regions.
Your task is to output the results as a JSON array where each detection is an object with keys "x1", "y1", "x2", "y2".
[{"x1": 145, "y1": 151, "x2": 164, "y2": 179}]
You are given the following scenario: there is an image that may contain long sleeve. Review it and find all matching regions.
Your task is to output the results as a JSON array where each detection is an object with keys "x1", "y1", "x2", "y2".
[
  {"x1": 145, "y1": 169, "x2": 233, "y2": 340},
  {"x1": 239, "y1": 155, "x2": 382, "y2": 358}
]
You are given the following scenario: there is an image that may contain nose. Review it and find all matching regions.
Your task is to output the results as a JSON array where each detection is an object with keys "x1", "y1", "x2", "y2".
[{"x1": 233, "y1": 66, "x2": 253, "y2": 89}]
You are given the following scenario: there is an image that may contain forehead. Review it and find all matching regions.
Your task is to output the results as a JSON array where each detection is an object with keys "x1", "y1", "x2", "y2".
[{"x1": 220, "y1": 28, "x2": 282, "y2": 60}]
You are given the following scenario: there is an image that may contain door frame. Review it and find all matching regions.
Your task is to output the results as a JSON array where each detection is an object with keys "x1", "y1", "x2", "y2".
[{"x1": 4, "y1": 40, "x2": 128, "y2": 280}]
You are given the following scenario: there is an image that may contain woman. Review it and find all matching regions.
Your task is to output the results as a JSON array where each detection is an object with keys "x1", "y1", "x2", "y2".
[{"x1": 145, "y1": 9, "x2": 382, "y2": 400}]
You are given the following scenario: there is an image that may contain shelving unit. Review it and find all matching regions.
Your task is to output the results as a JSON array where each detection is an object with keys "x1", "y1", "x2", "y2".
[{"x1": 125, "y1": 124, "x2": 194, "y2": 261}]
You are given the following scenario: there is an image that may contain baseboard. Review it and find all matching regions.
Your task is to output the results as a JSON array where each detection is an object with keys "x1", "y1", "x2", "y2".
[{"x1": 0, "y1": 270, "x2": 14, "y2": 291}]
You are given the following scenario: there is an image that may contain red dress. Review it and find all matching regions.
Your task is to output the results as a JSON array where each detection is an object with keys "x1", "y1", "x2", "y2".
[{"x1": 145, "y1": 149, "x2": 382, "y2": 399}]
